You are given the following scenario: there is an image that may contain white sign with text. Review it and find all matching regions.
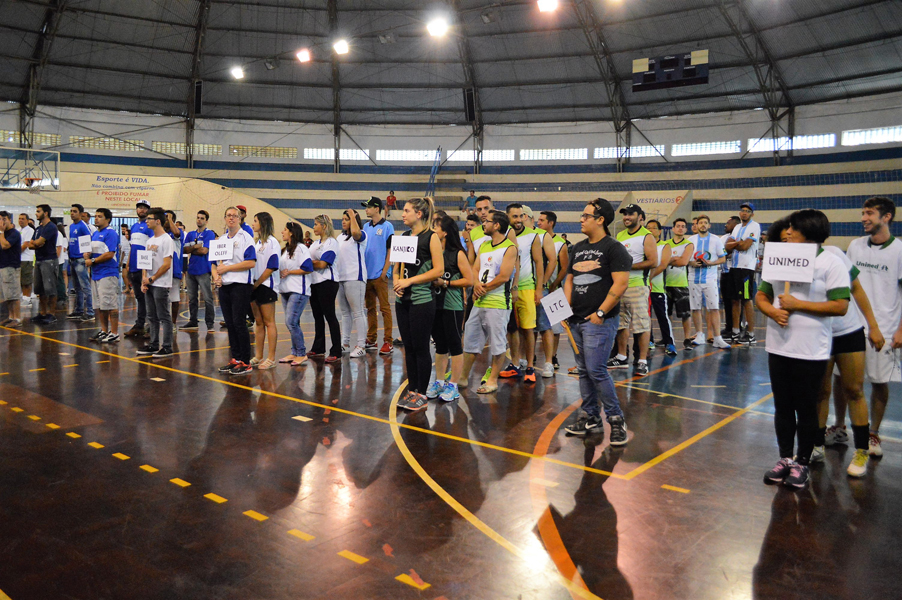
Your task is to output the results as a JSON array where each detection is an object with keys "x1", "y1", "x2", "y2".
[
  {"x1": 78, "y1": 235, "x2": 92, "y2": 254},
  {"x1": 209, "y1": 238, "x2": 233, "y2": 262},
  {"x1": 540, "y1": 288, "x2": 573, "y2": 326},
  {"x1": 390, "y1": 235, "x2": 419, "y2": 264},
  {"x1": 761, "y1": 242, "x2": 817, "y2": 283},
  {"x1": 135, "y1": 250, "x2": 153, "y2": 270}
]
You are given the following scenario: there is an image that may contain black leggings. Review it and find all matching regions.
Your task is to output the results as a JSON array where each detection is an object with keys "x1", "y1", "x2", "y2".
[
  {"x1": 310, "y1": 280, "x2": 341, "y2": 356},
  {"x1": 432, "y1": 309, "x2": 464, "y2": 356},
  {"x1": 219, "y1": 283, "x2": 253, "y2": 363},
  {"x1": 396, "y1": 300, "x2": 436, "y2": 394},
  {"x1": 768, "y1": 353, "x2": 828, "y2": 465}
]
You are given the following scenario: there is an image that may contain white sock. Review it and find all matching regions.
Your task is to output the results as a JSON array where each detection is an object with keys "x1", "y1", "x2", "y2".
[
  {"x1": 638, "y1": 359, "x2": 647, "y2": 365},
  {"x1": 615, "y1": 354, "x2": 627, "y2": 361},
  {"x1": 732, "y1": 328, "x2": 740, "y2": 334}
]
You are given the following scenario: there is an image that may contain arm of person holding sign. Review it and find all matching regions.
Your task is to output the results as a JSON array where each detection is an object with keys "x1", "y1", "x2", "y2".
[{"x1": 394, "y1": 234, "x2": 444, "y2": 293}]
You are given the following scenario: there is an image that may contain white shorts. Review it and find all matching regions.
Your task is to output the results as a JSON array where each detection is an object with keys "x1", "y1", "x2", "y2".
[
  {"x1": 463, "y1": 306, "x2": 510, "y2": 356},
  {"x1": 170, "y1": 279, "x2": 181, "y2": 303},
  {"x1": 865, "y1": 344, "x2": 901, "y2": 384},
  {"x1": 689, "y1": 280, "x2": 719, "y2": 311}
]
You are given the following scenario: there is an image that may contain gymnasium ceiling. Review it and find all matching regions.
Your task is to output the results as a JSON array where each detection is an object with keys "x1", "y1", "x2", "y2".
[{"x1": 1, "y1": 0, "x2": 901, "y2": 126}]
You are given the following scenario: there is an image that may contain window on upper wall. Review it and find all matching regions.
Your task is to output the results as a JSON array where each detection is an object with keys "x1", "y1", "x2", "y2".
[
  {"x1": 519, "y1": 148, "x2": 588, "y2": 161},
  {"x1": 69, "y1": 136, "x2": 145, "y2": 151},
  {"x1": 747, "y1": 134, "x2": 836, "y2": 153},
  {"x1": 594, "y1": 145, "x2": 665, "y2": 159},
  {"x1": 376, "y1": 149, "x2": 436, "y2": 162},
  {"x1": 229, "y1": 145, "x2": 297, "y2": 158},
  {"x1": 446, "y1": 149, "x2": 515, "y2": 162},
  {"x1": 2, "y1": 131, "x2": 61, "y2": 146},
  {"x1": 670, "y1": 141, "x2": 741, "y2": 156},
  {"x1": 841, "y1": 126, "x2": 902, "y2": 147},
  {"x1": 303, "y1": 148, "x2": 370, "y2": 160},
  {"x1": 151, "y1": 141, "x2": 222, "y2": 155}
]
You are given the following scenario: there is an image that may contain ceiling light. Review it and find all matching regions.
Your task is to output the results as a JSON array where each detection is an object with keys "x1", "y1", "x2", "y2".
[
  {"x1": 480, "y1": 13, "x2": 493, "y2": 24},
  {"x1": 230, "y1": 66, "x2": 244, "y2": 79},
  {"x1": 264, "y1": 58, "x2": 278, "y2": 70},
  {"x1": 378, "y1": 34, "x2": 396, "y2": 44},
  {"x1": 427, "y1": 17, "x2": 449, "y2": 37},
  {"x1": 537, "y1": 0, "x2": 558, "y2": 12},
  {"x1": 296, "y1": 48, "x2": 311, "y2": 63},
  {"x1": 333, "y1": 39, "x2": 349, "y2": 55}
]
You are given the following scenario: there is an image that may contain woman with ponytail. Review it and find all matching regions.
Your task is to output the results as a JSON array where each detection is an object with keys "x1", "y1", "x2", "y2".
[{"x1": 278, "y1": 222, "x2": 314, "y2": 366}]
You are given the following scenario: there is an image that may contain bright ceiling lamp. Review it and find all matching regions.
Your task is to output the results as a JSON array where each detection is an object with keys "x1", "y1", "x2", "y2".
[
  {"x1": 537, "y1": 0, "x2": 558, "y2": 12},
  {"x1": 230, "y1": 66, "x2": 244, "y2": 79},
  {"x1": 296, "y1": 48, "x2": 311, "y2": 63},
  {"x1": 427, "y1": 17, "x2": 449, "y2": 37},
  {"x1": 333, "y1": 39, "x2": 349, "y2": 55}
]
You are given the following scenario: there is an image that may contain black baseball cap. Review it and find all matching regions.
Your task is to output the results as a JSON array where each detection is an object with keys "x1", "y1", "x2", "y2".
[
  {"x1": 619, "y1": 203, "x2": 645, "y2": 216},
  {"x1": 591, "y1": 198, "x2": 616, "y2": 227},
  {"x1": 361, "y1": 196, "x2": 384, "y2": 210}
]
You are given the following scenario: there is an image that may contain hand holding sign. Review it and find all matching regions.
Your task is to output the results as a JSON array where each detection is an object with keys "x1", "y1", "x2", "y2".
[
  {"x1": 389, "y1": 235, "x2": 419, "y2": 264},
  {"x1": 209, "y1": 238, "x2": 233, "y2": 262},
  {"x1": 78, "y1": 235, "x2": 92, "y2": 254},
  {"x1": 135, "y1": 250, "x2": 153, "y2": 270},
  {"x1": 540, "y1": 288, "x2": 573, "y2": 327},
  {"x1": 762, "y1": 241, "x2": 817, "y2": 296}
]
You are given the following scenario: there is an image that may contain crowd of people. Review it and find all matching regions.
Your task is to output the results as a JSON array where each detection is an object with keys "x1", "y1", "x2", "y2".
[{"x1": 1, "y1": 193, "x2": 899, "y2": 489}]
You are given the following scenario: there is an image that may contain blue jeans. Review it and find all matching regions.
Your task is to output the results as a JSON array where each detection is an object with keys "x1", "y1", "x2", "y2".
[
  {"x1": 70, "y1": 258, "x2": 94, "y2": 316},
  {"x1": 570, "y1": 316, "x2": 623, "y2": 419},
  {"x1": 281, "y1": 292, "x2": 309, "y2": 356}
]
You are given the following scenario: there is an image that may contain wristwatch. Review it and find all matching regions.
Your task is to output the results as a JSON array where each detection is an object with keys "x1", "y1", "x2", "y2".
[
  {"x1": 148, "y1": 275, "x2": 154, "y2": 284},
  {"x1": 596, "y1": 309, "x2": 605, "y2": 320}
]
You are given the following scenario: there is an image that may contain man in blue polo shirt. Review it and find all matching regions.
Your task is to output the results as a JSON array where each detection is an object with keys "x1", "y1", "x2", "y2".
[
  {"x1": 125, "y1": 199, "x2": 153, "y2": 337},
  {"x1": 361, "y1": 197, "x2": 394, "y2": 355},
  {"x1": 182, "y1": 209, "x2": 218, "y2": 330},
  {"x1": 87, "y1": 208, "x2": 120, "y2": 343},
  {"x1": 0, "y1": 211, "x2": 22, "y2": 327},
  {"x1": 67, "y1": 203, "x2": 94, "y2": 322}
]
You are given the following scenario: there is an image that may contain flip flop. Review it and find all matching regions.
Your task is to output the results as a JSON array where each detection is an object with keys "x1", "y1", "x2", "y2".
[
  {"x1": 278, "y1": 355, "x2": 295, "y2": 364},
  {"x1": 290, "y1": 357, "x2": 308, "y2": 367},
  {"x1": 476, "y1": 384, "x2": 498, "y2": 394}
]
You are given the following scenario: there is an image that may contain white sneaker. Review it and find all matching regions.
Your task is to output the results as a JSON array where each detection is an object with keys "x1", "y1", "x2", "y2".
[
  {"x1": 541, "y1": 362, "x2": 555, "y2": 378},
  {"x1": 869, "y1": 433, "x2": 883, "y2": 457},
  {"x1": 712, "y1": 336, "x2": 731, "y2": 349},
  {"x1": 350, "y1": 346, "x2": 365, "y2": 358},
  {"x1": 342, "y1": 344, "x2": 351, "y2": 354},
  {"x1": 518, "y1": 358, "x2": 528, "y2": 369},
  {"x1": 825, "y1": 425, "x2": 849, "y2": 445},
  {"x1": 810, "y1": 445, "x2": 825, "y2": 463},
  {"x1": 847, "y1": 448, "x2": 869, "y2": 477},
  {"x1": 691, "y1": 332, "x2": 705, "y2": 346}
]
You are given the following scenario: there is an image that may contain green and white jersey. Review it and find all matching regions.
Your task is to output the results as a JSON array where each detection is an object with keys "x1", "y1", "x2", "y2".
[
  {"x1": 651, "y1": 241, "x2": 667, "y2": 294},
  {"x1": 616, "y1": 226, "x2": 652, "y2": 288},
  {"x1": 847, "y1": 235, "x2": 902, "y2": 335},
  {"x1": 515, "y1": 226, "x2": 541, "y2": 291},
  {"x1": 474, "y1": 238, "x2": 515, "y2": 309},
  {"x1": 664, "y1": 238, "x2": 692, "y2": 288},
  {"x1": 545, "y1": 233, "x2": 566, "y2": 288}
]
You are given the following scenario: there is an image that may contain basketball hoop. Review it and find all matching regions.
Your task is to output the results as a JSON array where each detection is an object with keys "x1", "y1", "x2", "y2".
[{"x1": 24, "y1": 177, "x2": 41, "y2": 193}]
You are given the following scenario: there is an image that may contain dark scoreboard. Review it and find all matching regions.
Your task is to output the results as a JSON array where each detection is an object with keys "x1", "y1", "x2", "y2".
[{"x1": 632, "y1": 49, "x2": 709, "y2": 92}]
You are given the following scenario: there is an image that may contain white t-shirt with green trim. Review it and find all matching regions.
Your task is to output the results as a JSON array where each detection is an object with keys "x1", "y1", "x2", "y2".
[
  {"x1": 847, "y1": 235, "x2": 902, "y2": 336},
  {"x1": 823, "y1": 245, "x2": 864, "y2": 336},
  {"x1": 759, "y1": 248, "x2": 851, "y2": 360}
]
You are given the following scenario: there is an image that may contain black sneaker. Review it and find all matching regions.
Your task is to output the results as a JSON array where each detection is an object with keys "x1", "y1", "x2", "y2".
[
  {"x1": 102, "y1": 332, "x2": 120, "y2": 344},
  {"x1": 608, "y1": 415, "x2": 628, "y2": 445},
  {"x1": 219, "y1": 359, "x2": 239, "y2": 373},
  {"x1": 43, "y1": 315, "x2": 58, "y2": 325},
  {"x1": 552, "y1": 355, "x2": 559, "y2": 370},
  {"x1": 89, "y1": 330, "x2": 107, "y2": 343},
  {"x1": 739, "y1": 331, "x2": 757, "y2": 345},
  {"x1": 635, "y1": 362, "x2": 649, "y2": 376},
  {"x1": 137, "y1": 345, "x2": 159, "y2": 356},
  {"x1": 782, "y1": 462, "x2": 810, "y2": 489},
  {"x1": 229, "y1": 361, "x2": 253, "y2": 375},
  {"x1": 564, "y1": 415, "x2": 602, "y2": 436},
  {"x1": 152, "y1": 346, "x2": 174, "y2": 359},
  {"x1": 607, "y1": 357, "x2": 629, "y2": 369},
  {"x1": 683, "y1": 339, "x2": 694, "y2": 350},
  {"x1": 80, "y1": 314, "x2": 95, "y2": 323},
  {"x1": 67, "y1": 312, "x2": 84, "y2": 320},
  {"x1": 181, "y1": 321, "x2": 199, "y2": 331},
  {"x1": 763, "y1": 457, "x2": 794, "y2": 484}
]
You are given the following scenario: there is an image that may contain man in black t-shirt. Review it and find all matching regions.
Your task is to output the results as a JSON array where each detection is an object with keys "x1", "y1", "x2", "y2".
[
  {"x1": 563, "y1": 199, "x2": 632, "y2": 444},
  {"x1": 27, "y1": 204, "x2": 60, "y2": 324}
]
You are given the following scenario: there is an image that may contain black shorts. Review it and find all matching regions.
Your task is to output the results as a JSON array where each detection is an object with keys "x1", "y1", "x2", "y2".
[
  {"x1": 507, "y1": 307, "x2": 518, "y2": 334},
  {"x1": 665, "y1": 286, "x2": 691, "y2": 320},
  {"x1": 251, "y1": 285, "x2": 278, "y2": 305},
  {"x1": 721, "y1": 272, "x2": 737, "y2": 301},
  {"x1": 729, "y1": 268, "x2": 756, "y2": 301},
  {"x1": 831, "y1": 327, "x2": 866, "y2": 356}
]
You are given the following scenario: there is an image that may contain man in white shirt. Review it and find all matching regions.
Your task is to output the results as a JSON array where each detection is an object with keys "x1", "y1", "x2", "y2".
[
  {"x1": 17, "y1": 213, "x2": 35, "y2": 305},
  {"x1": 724, "y1": 202, "x2": 761, "y2": 345},
  {"x1": 137, "y1": 207, "x2": 174, "y2": 358},
  {"x1": 688, "y1": 215, "x2": 729, "y2": 349},
  {"x1": 846, "y1": 196, "x2": 902, "y2": 457}
]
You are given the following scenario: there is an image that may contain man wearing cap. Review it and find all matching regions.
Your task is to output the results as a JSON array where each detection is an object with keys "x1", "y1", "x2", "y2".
[
  {"x1": 236, "y1": 205, "x2": 253, "y2": 236},
  {"x1": 362, "y1": 196, "x2": 395, "y2": 354},
  {"x1": 125, "y1": 199, "x2": 153, "y2": 337},
  {"x1": 610, "y1": 204, "x2": 657, "y2": 375},
  {"x1": 724, "y1": 202, "x2": 760, "y2": 344}
]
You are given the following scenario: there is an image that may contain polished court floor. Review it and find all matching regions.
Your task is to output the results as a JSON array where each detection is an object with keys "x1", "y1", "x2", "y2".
[{"x1": 1, "y1": 294, "x2": 901, "y2": 600}]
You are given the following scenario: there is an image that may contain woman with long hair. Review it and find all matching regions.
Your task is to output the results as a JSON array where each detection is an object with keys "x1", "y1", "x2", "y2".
[
  {"x1": 425, "y1": 214, "x2": 474, "y2": 402},
  {"x1": 336, "y1": 208, "x2": 368, "y2": 358},
  {"x1": 278, "y1": 222, "x2": 314, "y2": 366},
  {"x1": 250, "y1": 211, "x2": 281, "y2": 369},
  {"x1": 394, "y1": 197, "x2": 444, "y2": 411},
  {"x1": 308, "y1": 214, "x2": 342, "y2": 363},
  {"x1": 756, "y1": 209, "x2": 851, "y2": 489},
  {"x1": 212, "y1": 206, "x2": 256, "y2": 376}
]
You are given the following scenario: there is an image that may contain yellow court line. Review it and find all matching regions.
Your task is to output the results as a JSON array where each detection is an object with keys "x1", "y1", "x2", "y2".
[
  {"x1": 0, "y1": 326, "x2": 625, "y2": 479},
  {"x1": 87, "y1": 442, "x2": 104, "y2": 449},
  {"x1": 386, "y1": 381, "x2": 603, "y2": 600},
  {"x1": 1, "y1": 587, "x2": 11, "y2": 600},
  {"x1": 337, "y1": 550, "x2": 369, "y2": 565},
  {"x1": 661, "y1": 484, "x2": 691, "y2": 494},
  {"x1": 170, "y1": 478, "x2": 191, "y2": 488},
  {"x1": 618, "y1": 383, "x2": 773, "y2": 417},
  {"x1": 623, "y1": 392, "x2": 774, "y2": 480},
  {"x1": 243, "y1": 510, "x2": 268, "y2": 522},
  {"x1": 287, "y1": 529, "x2": 315, "y2": 541}
]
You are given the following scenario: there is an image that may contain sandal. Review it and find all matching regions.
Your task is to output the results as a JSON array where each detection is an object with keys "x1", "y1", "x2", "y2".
[
  {"x1": 258, "y1": 358, "x2": 276, "y2": 370},
  {"x1": 476, "y1": 383, "x2": 498, "y2": 394},
  {"x1": 290, "y1": 357, "x2": 308, "y2": 367},
  {"x1": 250, "y1": 357, "x2": 261, "y2": 366},
  {"x1": 278, "y1": 355, "x2": 296, "y2": 364}
]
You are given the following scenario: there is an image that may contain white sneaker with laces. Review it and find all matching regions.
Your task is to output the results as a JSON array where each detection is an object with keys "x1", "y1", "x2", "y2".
[
  {"x1": 847, "y1": 449, "x2": 869, "y2": 477},
  {"x1": 869, "y1": 433, "x2": 883, "y2": 457},
  {"x1": 350, "y1": 346, "x2": 365, "y2": 358},
  {"x1": 712, "y1": 336, "x2": 731, "y2": 349},
  {"x1": 810, "y1": 445, "x2": 825, "y2": 463},
  {"x1": 541, "y1": 362, "x2": 555, "y2": 378},
  {"x1": 691, "y1": 332, "x2": 705, "y2": 346},
  {"x1": 825, "y1": 425, "x2": 849, "y2": 445}
]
